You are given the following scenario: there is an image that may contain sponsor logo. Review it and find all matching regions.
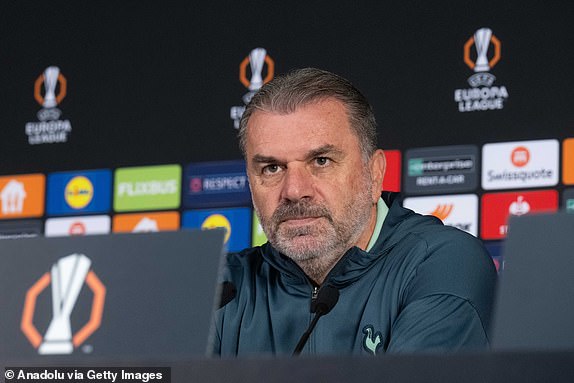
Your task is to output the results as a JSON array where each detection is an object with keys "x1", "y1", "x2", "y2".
[
  {"x1": 183, "y1": 160, "x2": 251, "y2": 208},
  {"x1": 230, "y1": 48, "x2": 275, "y2": 129},
  {"x1": 65, "y1": 176, "x2": 94, "y2": 209},
  {"x1": 252, "y1": 213, "x2": 267, "y2": 247},
  {"x1": 404, "y1": 194, "x2": 478, "y2": 236},
  {"x1": 563, "y1": 138, "x2": 574, "y2": 185},
  {"x1": 25, "y1": 66, "x2": 72, "y2": 145},
  {"x1": 563, "y1": 189, "x2": 574, "y2": 213},
  {"x1": 182, "y1": 208, "x2": 251, "y2": 252},
  {"x1": 382, "y1": 150, "x2": 401, "y2": 192},
  {"x1": 482, "y1": 139, "x2": 559, "y2": 190},
  {"x1": 45, "y1": 216, "x2": 111, "y2": 237},
  {"x1": 0, "y1": 174, "x2": 45, "y2": 219},
  {"x1": 481, "y1": 190, "x2": 558, "y2": 240},
  {"x1": 454, "y1": 28, "x2": 509, "y2": 112},
  {"x1": 112, "y1": 212, "x2": 180, "y2": 233},
  {"x1": 47, "y1": 170, "x2": 112, "y2": 216},
  {"x1": 404, "y1": 145, "x2": 478, "y2": 194},
  {"x1": 114, "y1": 165, "x2": 181, "y2": 212},
  {"x1": 21, "y1": 254, "x2": 106, "y2": 355},
  {"x1": 201, "y1": 214, "x2": 232, "y2": 243},
  {"x1": 0, "y1": 219, "x2": 43, "y2": 240}
]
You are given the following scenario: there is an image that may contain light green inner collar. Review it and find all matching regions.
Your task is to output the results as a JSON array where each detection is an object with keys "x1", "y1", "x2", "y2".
[{"x1": 366, "y1": 197, "x2": 388, "y2": 252}]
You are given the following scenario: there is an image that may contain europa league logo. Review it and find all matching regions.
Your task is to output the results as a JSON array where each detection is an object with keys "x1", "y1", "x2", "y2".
[
  {"x1": 247, "y1": 48, "x2": 267, "y2": 90},
  {"x1": 34, "y1": 66, "x2": 67, "y2": 121},
  {"x1": 473, "y1": 28, "x2": 493, "y2": 72}
]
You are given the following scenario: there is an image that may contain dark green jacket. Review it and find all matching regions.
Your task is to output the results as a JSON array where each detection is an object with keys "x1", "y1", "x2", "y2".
[{"x1": 213, "y1": 193, "x2": 497, "y2": 356}]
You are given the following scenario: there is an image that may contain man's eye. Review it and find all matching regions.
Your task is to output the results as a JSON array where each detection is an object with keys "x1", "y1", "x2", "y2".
[
  {"x1": 315, "y1": 157, "x2": 330, "y2": 166},
  {"x1": 262, "y1": 164, "x2": 280, "y2": 175}
]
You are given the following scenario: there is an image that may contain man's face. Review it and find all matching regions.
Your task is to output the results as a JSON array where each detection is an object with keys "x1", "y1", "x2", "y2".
[{"x1": 245, "y1": 98, "x2": 384, "y2": 266}]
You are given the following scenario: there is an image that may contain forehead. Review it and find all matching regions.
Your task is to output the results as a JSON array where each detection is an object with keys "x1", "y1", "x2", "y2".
[{"x1": 245, "y1": 99, "x2": 360, "y2": 159}]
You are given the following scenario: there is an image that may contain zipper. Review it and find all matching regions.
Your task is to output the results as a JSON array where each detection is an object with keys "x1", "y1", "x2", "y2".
[{"x1": 311, "y1": 286, "x2": 319, "y2": 301}]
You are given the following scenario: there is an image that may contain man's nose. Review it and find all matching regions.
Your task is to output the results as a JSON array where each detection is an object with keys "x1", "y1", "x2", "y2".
[{"x1": 280, "y1": 165, "x2": 314, "y2": 202}]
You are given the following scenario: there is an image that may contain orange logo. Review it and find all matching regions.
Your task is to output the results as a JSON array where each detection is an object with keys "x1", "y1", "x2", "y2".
[
  {"x1": 0, "y1": 174, "x2": 45, "y2": 219},
  {"x1": 69, "y1": 222, "x2": 87, "y2": 235},
  {"x1": 34, "y1": 67, "x2": 67, "y2": 107},
  {"x1": 239, "y1": 49, "x2": 274, "y2": 89},
  {"x1": 430, "y1": 204, "x2": 454, "y2": 221},
  {"x1": 21, "y1": 257, "x2": 105, "y2": 353},
  {"x1": 113, "y1": 211, "x2": 180, "y2": 233},
  {"x1": 464, "y1": 30, "x2": 501, "y2": 71},
  {"x1": 511, "y1": 146, "x2": 530, "y2": 167}
]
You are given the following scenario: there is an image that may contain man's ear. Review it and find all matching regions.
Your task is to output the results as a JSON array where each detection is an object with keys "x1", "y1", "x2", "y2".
[{"x1": 370, "y1": 149, "x2": 386, "y2": 202}]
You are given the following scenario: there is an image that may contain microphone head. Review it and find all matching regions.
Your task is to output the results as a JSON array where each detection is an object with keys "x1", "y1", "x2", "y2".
[{"x1": 311, "y1": 285, "x2": 339, "y2": 315}]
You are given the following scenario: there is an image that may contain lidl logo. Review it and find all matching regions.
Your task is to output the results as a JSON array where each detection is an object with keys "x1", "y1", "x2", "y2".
[
  {"x1": 230, "y1": 48, "x2": 275, "y2": 129},
  {"x1": 563, "y1": 138, "x2": 574, "y2": 185},
  {"x1": 0, "y1": 174, "x2": 45, "y2": 219},
  {"x1": 201, "y1": 214, "x2": 232, "y2": 243},
  {"x1": 47, "y1": 170, "x2": 111, "y2": 216},
  {"x1": 113, "y1": 212, "x2": 180, "y2": 233},
  {"x1": 21, "y1": 254, "x2": 106, "y2": 355},
  {"x1": 65, "y1": 176, "x2": 94, "y2": 209},
  {"x1": 183, "y1": 208, "x2": 250, "y2": 252},
  {"x1": 481, "y1": 190, "x2": 558, "y2": 240},
  {"x1": 114, "y1": 165, "x2": 181, "y2": 212},
  {"x1": 45, "y1": 216, "x2": 111, "y2": 237},
  {"x1": 183, "y1": 160, "x2": 251, "y2": 208},
  {"x1": 404, "y1": 194, "x2": 478, "y2": 236},
  {"x1": 482, "y1": 139, "x2": 559, "y2": 190}
]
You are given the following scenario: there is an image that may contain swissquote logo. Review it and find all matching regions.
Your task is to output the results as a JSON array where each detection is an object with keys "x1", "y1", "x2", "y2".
[
  {"x1": 25, "y1": 66, "x2": 72, "y2": 145},
  {"x1": 230, "y1": 48, "x2": 275, "y2": 129},
  {"x1": 21, "y1": 254, "x2": 106, "y2": 355},
  {"x1": 482, "y1": 139, "x2": 559, "y2": 190},
  {"x1": 455, "y1": 28, "x2": 509, "y2": 112}
]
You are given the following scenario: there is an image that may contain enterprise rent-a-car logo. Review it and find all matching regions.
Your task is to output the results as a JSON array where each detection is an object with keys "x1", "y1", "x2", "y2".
[{"x1": 405, "y1": 146, "x2": 478, "y2": 194}]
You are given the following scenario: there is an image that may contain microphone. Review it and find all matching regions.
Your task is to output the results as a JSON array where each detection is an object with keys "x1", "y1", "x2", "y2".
[
  {"x1": 292, "y1": 285, "x2": 339, "y2": 355},
  {"x1": 217, "y1": 281, "x2": 237, "y2": 309}
]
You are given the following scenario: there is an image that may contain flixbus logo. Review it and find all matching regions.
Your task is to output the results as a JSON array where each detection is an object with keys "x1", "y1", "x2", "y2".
[
  {"x1": 455, "y1": 28, "x2": 509, "y2": 112},
  {"x1": 230, "y1": 48, "x2": 275, "y2": 129},
  {"x1": 21, "y1": 254, "x2": 106, "y2": 355}
]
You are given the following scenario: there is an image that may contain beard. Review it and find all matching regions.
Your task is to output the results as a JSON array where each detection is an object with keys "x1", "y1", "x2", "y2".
[{"x1": 255, "y1": 171, "x2": 375, "y2": 282}]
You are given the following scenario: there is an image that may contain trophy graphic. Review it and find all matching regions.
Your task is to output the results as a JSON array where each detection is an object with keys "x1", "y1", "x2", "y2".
[
  {"x1": 38, "y1": 254, "x2": 92, "y2": 354},
  {"x1": 473, "y1": 28, "x2": 492, "y2": 72},
  {"x1": 42, "y1": 66, "x2": 61, "y2": 108},
  {"x1": 247, "y1": 48, "x2": 267, "y2": 91}
]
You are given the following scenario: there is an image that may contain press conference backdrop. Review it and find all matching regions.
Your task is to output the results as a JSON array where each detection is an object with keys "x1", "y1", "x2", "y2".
[{"x1": 0, "y1": 0, "x2": 573, "y2": 356}]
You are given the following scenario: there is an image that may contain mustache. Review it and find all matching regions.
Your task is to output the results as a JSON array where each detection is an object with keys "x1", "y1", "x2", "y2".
[{"x1": 271, "y1": 200, "x2": 333, "y2": 224}]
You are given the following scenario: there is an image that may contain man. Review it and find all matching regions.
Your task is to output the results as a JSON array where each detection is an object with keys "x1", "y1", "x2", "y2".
[{"x1": 212, "y1": 68, "x2": 496, "y2": 356}]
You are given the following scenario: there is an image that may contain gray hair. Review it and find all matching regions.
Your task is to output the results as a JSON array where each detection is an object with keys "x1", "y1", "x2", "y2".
[{"x1": 238, "y1": 68, "x2": 378, "y2": 161}]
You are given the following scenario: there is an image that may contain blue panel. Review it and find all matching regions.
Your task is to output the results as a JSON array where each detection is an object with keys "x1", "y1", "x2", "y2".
[
  {"x1": 182, "y1": 207, "x2": 251, "y2": 252},
  {"x1": 183, "y1": 160, "x2": 251, "y2": 209},
  {"x1": 46, "y1": 169, "x2": 112, "y2": 216}
]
